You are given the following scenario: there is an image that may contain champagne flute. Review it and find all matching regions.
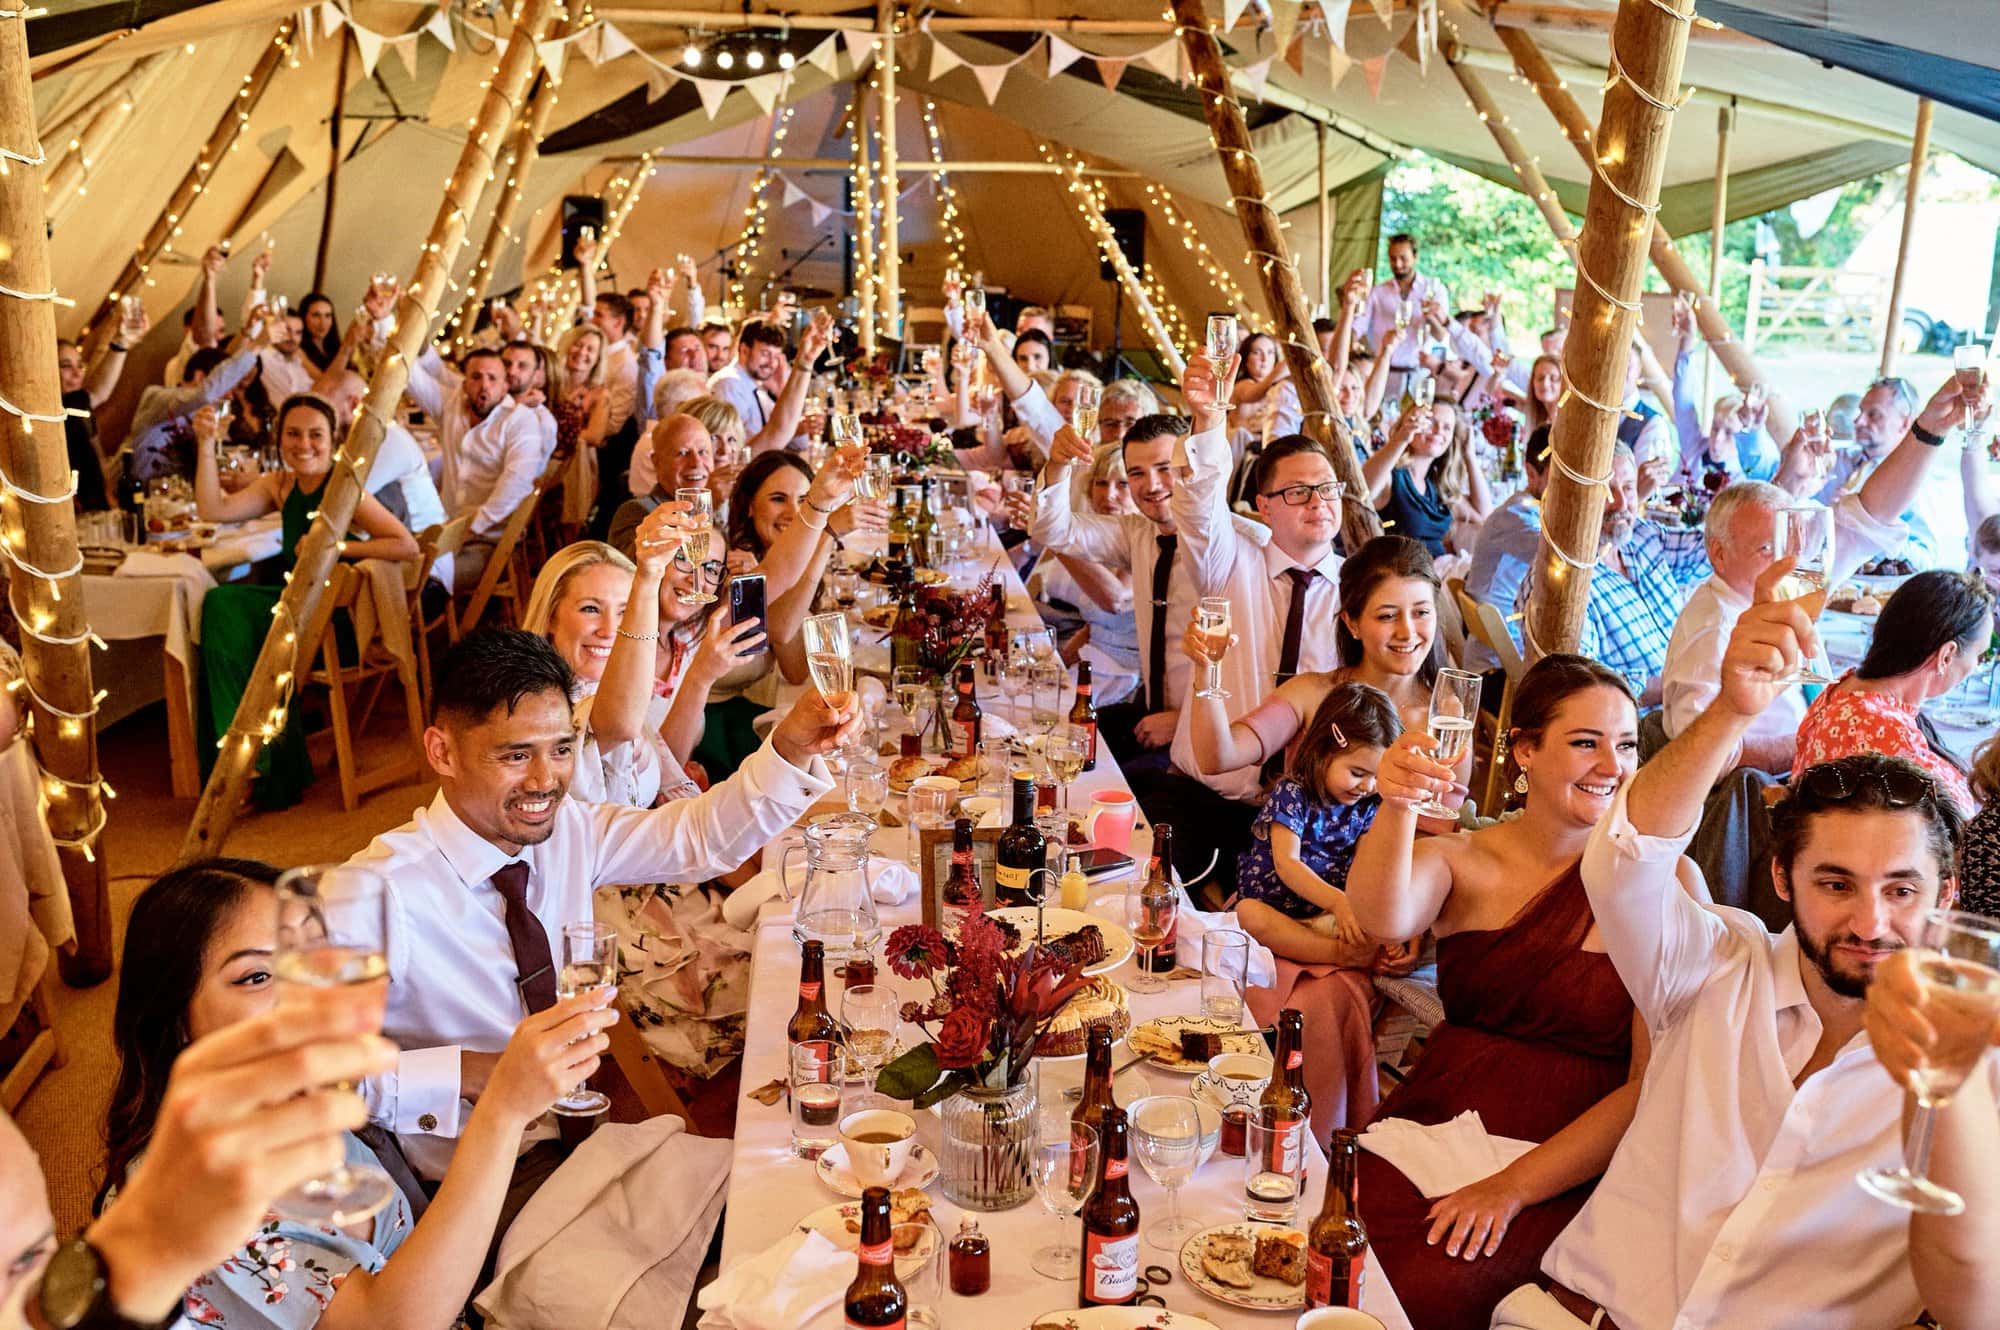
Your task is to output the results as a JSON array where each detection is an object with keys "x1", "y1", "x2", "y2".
[
  {"x1": 894, "y1": 666, "x2": 935, "y2": 745},
  {"x1": 840, "y1": 983, "x2": 900, "y2": 1093},
  {"x1": 1030, "y1": 1117, "x2": 1099, "y2": 1278},
  {"x1": 1774, "y1": 504, "x2": 1836, "y2": 684},
  {"x1": 1195, "y1": 596, "x2": 1231, "y2": 700},
  {"x1": 1029, "y1": 659, "x2": 1066, "y2": 735},
  {"x1": 272, "y1": 865, "x2": 397, "y2": 1225},
  {"x1": 831, "y1": 411, "x2": 863, "y2": 450},
  {"x1": 1954, "y1": 343, "x2": 1988, "y2": 442},
  {"x1": 1410, "y1": 668, "x2": 1480, "y2": 819},
  {"x1": 1125, "y1": 882, "x2": 1177, "y2": 996},
  {"x1": 1129, "y1": 1096, "x2": 1203, "y2": 1249},
  {"x1": 1070, "y1": 381, "x2": 1102, "y2": 443},
  {"x1": 803, "y1": 613, "x2": 854, "y2": 707},
  {"x1": 1857, "y1": 909, "x2": 2000, "y2": 1215},
  {"x1": 674, "y1": 489, "x2": 717, "y2": 605},
  {"x1": 551, "y1": 921, "x2": 617, "y2": 1117},
  {"x1": 964, "y1": 284, "x2": 987, "y2": 321},
  {"x1": 1205, "y1": 314, "x2": 1238, "y2": 365}
]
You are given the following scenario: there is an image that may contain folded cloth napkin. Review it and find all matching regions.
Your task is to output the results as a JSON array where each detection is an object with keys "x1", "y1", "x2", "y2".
[
  {"x1": 1172, "y1": 892, "x2": 1277, "y2": 988},
  {"x1": 1358, "y1": 1110, "x2": 1538, "y2": 1199},
  {"x1": 114, "y1": 549, "x2": 215, "y2": 587},
  {"x1": 721, "y1": 853, "x2": 919, "y2": 932},
  {"x1": 695, "y1": 1230, "x2": 853, "y2": 1330}
]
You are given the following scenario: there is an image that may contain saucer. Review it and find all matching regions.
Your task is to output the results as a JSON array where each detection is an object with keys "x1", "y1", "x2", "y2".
[{"x1": 815, "y1": 1141, "x2": 940, "y2": 1197}]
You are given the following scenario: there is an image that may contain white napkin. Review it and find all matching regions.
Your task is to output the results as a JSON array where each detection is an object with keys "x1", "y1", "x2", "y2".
[
  {"x1": 721, "y1": 853, "x2": 918, "y2": 932},
  {"x1": 114, "y1": 549, "x2": 215, "y2": 587},
  {"x1": 695, "y1": 1230, "x2": 852, "y2": 1330},
  {"x1": 1171, "y1": 893, "x2": 1277, "y2": 987},
  {"x1": 1357, "y1": 1111, "x2": 1537, "y2": 1198}
]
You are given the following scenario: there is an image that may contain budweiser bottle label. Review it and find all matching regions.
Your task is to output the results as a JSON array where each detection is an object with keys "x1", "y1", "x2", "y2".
[{"x1": 1082, "y1": 1232, "x2": 1139, "y2": 1303}]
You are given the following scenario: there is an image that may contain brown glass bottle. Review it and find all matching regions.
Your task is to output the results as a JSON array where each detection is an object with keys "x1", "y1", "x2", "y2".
[
  {"x1": 843, "y1": 1185, "x2": 909, "y2": 1329},
  {"x1": 947, "y1": 1216, "x2": 990, "y2": 1296},
  {"x1": 1306, "y1": 1129, "x2": 1369, "y2": 1309},
  {"x1": 942, "y1": 816, "x2": 984, "y2": 928},
  {"x1": 948, "y1": 662, "x2": 982, "y2": 759},
  {"x1": 993, "y1": 771, "x2": 1046, "y2": 907},
  {"x1": 1076, "y1": 1105, "x2": 1141, "y2": 1307},
  {"x1": 788, "y1": 940, "x2": 842, "y2": 1052},
  {"x1": 982, "y1": 575, "x2": 1009, "y2": 680},
  {"x1": 1070, "y1": 659, "x2": 1097, "y2": 770},
  {"x1": 1070, "y1": 1024, "x2": 1117, "y2": 1192},
  {"x1": 1141, "y1": 823, "x2": 1179, "y2": 973},
  {"x1": 1258, "y1": 1007, "x2": 1312, "y2": 1179}
]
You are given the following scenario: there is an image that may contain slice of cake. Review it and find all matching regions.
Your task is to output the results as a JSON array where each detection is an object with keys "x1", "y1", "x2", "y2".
[
  {"x1": 1179, "y1": 1028, "x2": 1224, "y2": 1063},
  {"x1": 1252, "y1": 1228, "x2": 1307, "y2": 1285},
  {"x1": 1036, "y1": 975, "x2": 1131, "y2": 1057},
  {"x1": 1201, "y1": 1231, "x2": 1256, "y2": 1288}
]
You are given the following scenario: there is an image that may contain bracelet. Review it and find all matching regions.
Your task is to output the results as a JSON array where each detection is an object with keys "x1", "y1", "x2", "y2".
[
  {"x1": 1912, "y1": 420, "x2": 1947, "y2": 447},
  {"x1": 615, "y1": 629, "x2": 658, "y2": 642},
  {"x1": 805, "y1": 492, "x2": 841, "y2": 516},
  {"x1": 109, "y1": 343, "x2": 130, "y2": 353}
]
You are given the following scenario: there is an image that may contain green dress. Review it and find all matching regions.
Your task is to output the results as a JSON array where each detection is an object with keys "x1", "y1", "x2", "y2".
[{"x1": 198, "y1": 478, "x2": 354, "y2": 810}]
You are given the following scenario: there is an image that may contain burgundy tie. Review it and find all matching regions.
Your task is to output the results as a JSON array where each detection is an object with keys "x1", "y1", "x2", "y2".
[
  {"x1": 1277, "y1": 567, "x2": 1319, "y2": 685},
  {"x1": 490, "y1": 862, "x2": 556, "y2": 1015}
]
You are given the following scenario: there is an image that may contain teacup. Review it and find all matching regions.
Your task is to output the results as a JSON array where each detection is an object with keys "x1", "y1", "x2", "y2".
[
  {"x1": 1295, "y1": 1309, "x2": 1385, "y2": 1329},
  {"x1": 958, "y1": 795, "x2": 1003, "y2": 827},
  {"x1": 839, "y1": 1108, "x2": 917, "y2": 1187},
  {"x1": 1195, "y1": 1051, "x2": 1273, "y2": 1112}
]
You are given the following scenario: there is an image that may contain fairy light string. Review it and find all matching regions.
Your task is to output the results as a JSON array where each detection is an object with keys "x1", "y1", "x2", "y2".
[{"x1": 919, "y1": 98, "x2": 972, "y2": 287}]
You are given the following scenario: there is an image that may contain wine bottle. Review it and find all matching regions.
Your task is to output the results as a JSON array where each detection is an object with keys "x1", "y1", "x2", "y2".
[
  {"x1": 887, "y1": 484, "x2": 915, "y2": 567},
  {"x1": 1258, "y1": 1007, "x2": 1312, "y2": 1178},
  {"x1": 993, "y1": 771, "x2": 1046, "y2": 908},
  {"x1": 890, "y1": 576, "x2": 922, "y2": 675},
  {"x1": 948, "y1": 662, "x2": 981, "y2": 759},
  {"x1": 1070, "y1": 1024, "x2": 1117, "y2": 1192},
  {"x1": 983, "y1": 575, "x2": 1009, "y2": 680},
  {"x1": 1069, "y1": 659, "x2": 1097, "y2": 770},
  {"x1": 1306, "y1": 1129, "x2": 1369, "y2": 1309},
  {"x1": 843, "y1": 1185, "x2": 910, "y2": 1329},
  {"x1": 942, "y1": 816, "x2": 983, "y2": 929},
  {"x1": 1141, "y1": 823, "x2": 1178, "y2": 973},
  {"x1": 787, "y1": 940, "x2": 842, "y2": 1052},
  {"x1": 912, "y1": 476, "x2": 937, "y2": 567},
  {"x1": 1076, "y1": 1105, "x2": 1141, "y2": 1307}
]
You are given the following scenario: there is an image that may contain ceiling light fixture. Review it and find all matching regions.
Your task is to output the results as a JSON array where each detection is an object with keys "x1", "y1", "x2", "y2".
[
  {"x1": 746, "y1": 46, "x2": 765, "y2": 69},
  {"x1": 716, "y1": 49, "x2": 734, "y2": 69}
]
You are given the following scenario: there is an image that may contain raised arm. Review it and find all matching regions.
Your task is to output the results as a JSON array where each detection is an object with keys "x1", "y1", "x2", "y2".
[
  {"x1": 1180, "y1": 626, "x2": 1315, "y2": 774},
  {"x1": 1963, "y1": 415, "x2": 1998, "y2": 537},
  {"x1": 191, "y1": 245, "x2": 225, "y2": 349},
  {"x1": 191, "y1": 406, "x2": 278, "y2": 523},
  {"x1": 1169, "y1": 351, "x2": 1247, "y2": 594},
  {"x1": 591, "y1": 505, "x2": 681, "y2": 748},
  {"x1": 86, "y1": 303, "x2": 151, "y2": 406},
  {"x1": 746, "y1": 318, "x2": 829, "y2": 454},
  {"x1": 1363, "y1": 340, "x2": 1396, "y2": 419},
  {"x1": 1344, "y1": 727, "x2": 1461, "y2": 941},
  {"x1": 1331, "y1": 270, "x2": 1367, "y2": 382},
  {"x1": 1362, "y1": 406, "x2": 1421, "y2": 505},
  {"x1": 1857, "y1": 374, "x2": 1983, "y2": 528}
]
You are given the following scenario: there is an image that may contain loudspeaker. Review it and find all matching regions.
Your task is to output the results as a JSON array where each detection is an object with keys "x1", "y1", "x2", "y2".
[
  {"x1": 559, "y1": 195, "x2": 607, "y2": 271},
  {"x1": 1099, "y1": 208, "x2": 1146, "y2": 281}
]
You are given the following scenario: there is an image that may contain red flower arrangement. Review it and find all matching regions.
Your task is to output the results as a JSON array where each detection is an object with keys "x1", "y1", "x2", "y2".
[
  {"x1": 875, "y1": 903, "x2": 1091, "y2": 1107},
  {"x1": 892, "y1": 583, "x2": 999, "y2": 680}
]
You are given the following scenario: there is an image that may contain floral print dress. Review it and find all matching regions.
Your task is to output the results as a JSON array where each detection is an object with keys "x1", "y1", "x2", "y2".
[{"x1": 1795, "y1": 671, "x2": 1976, "y2": 817}]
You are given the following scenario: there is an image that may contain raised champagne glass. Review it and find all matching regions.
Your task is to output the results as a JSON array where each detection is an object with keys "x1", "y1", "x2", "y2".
[
  {"x1": 1195, "y1": 596, "x2": 1231, "y2": 700},
  {"x1": 1070, "y1": 381, "x2": 1102, "y2": 444},
  {"x1": 1410, "y1": 668, "x2": 1480, "y2": 819},
  {"x1": 674, "y1": 488, "x2": 717, "y2": 605},
  {"x1": 1775, "y1": 504, "x2": 1836, "y2": 684},
  {"x1": 1205, "y1": 314, "x2": 1238, "y2": 365},
  {"x1": 804, "y1": 612, "x2": 855, "y2": 707},
  {"x1": 551, "y1": 921, "x2": 617, "y2": 1117}
]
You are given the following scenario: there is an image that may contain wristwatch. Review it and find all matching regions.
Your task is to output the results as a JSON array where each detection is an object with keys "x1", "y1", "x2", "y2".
[{"x1": 33, "y1": 1237, "x2": 175, "y2": 1330}]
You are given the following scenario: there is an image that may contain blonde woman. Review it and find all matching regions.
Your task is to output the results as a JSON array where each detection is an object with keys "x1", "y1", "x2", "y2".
[
  {"x1": 552, "y1": 323, "x2": 610, "y2": 527},
  {"x1": 1361, "y1": 399, "x2": 1494, "y2": 558}
]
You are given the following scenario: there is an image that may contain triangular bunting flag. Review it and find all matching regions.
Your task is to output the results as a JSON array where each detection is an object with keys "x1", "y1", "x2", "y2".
[
  {"x1": 1394, "y1": 15, "x2": 1420, "y2": 64},
  {"x1": 1096, "y1": 57, "x2": 1126, "y2": 92},
  {"x1": 390, "y1": 33, "x2": 421, "y2": 80},
  {"x1": 782, "y1": 179, "x2": 806, "y2": 208},
  {"x1": 643, "y1": 61, "x2": 674, "y2": 100},
  {"x1": 929, "y1": 35, "x2": 963, "y2": 81},
  {"x1": 319, "y1": 1, "x2": 344, "y2": 36},
  {"x1": 1283, "y1": 34, "x2": 1305, "y2": 77},
  {"x1": 971, "y1": 61, "x2": 1010, "y2": 104},
  {"x1": 1046, "y1": 34, "x2": 1082, "y2": 79},
  {"x1": 1325, "y1": 42, "x2": 1352, "y2": 91},
  {"x1": 693, "y1": 76, "x2": 729, "y2": 118},
  {"x1": 1361, "y1": 52, "x2": 1388, "y2": 98},
  {"x1": 742, "y1": 72, "x2": 783, "y2": 112},
  {"x1": 1367, "y1": 0, "x2": 1393, "y2": 25},
  {"x1": 804, "y1": 35, "x2": 840, "y2": 76},
  {"x1": 1322, "y1": 0, "x2": 1352, "y2": 51},
  {"x1": 1137, "y1": 37, "x2": 1179, "y2": 81},
  {"x1": 352, "y1": 24, "x2": 384, "y2": 77},
  {"x1": 598, "y1": 23, "x2": 634, "y2": 63},
  {"x1": 573, "y1": 24, "x2": 601, "y2": 64},
  {"x1": 1239, "y1": 54, "x2": 1274, "y2": 100},
  {"x1": 808, "y1": 199, "x2": 832, "y2": 225},
  {"x1": 1270, "y1": 0, "x2": 1302, "y2": 57},
  {"x1": 1222, "y1": 0, "x2": 1253, "y2": 31},
  {"x1": 840, "y1": 29, "x2": 876, "y2": 71},
  {"x1": 425, "y1": 7, "x2": 454, "y2": 51},
  {"x1": 535, "y1": 37, "x2": 568, "y2": 81}
]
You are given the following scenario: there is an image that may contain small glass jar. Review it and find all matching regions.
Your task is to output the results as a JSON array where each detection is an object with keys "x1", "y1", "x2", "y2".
[{"x1": 948, "y1": 1215, "x2": 990, "y2": 1295}]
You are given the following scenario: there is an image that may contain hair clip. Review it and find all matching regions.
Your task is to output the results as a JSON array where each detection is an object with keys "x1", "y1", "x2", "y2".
[{"x1": 1328, "y1": 721, "x2": 1347, "y2": 747}]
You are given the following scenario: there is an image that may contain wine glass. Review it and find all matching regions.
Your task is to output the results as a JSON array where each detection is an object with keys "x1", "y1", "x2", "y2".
[
  {"x1": 1774, "y1": 504, "x2": 1836, "y2": 685},
  {"x1": 894, "y1": 666, "x2": 936, "y2": 748},
  {"x1": 1194, "y1": 596, "x2": 1231, "y2": 700},
  {"x1": 1409, "y1": 668, "x2": 1480, "y2": 819},
  {"x1": 1129, "y1": 1096, "x2": 1203, "y2": 1250},
  {"x1": 1030, "y1": 1116, "x2": 1099, "y2": 1278},
  {"x1": 674, "y1": 489, "x2": 717, "y2": 605},
  {"x1": 964, "y1": 284, "x2": 987, "y2": 321},
  {"x1": 1029, "y1": 660, "x2": 1066, "y2": 735},
  {"x1": 846, "y1": 760, "x2": 889, "y2": 824},
  {"x1": 1071, "y1": 381, "x2": 1102, "y2": 443},
  {"x1": 998, "y1": 649, "x2": 1033, "y2": 719},
  {"x1": 272, "y1": 865, "x2": 398, "y2": 1225},
  {"x1": 803, "y1": 613, "x2": 854, "y2": 707},
  {"x1": 1954, "y1": 343, "x2": 1988, "y2": 438},
  {"x1": 1045, "y1": 725, "x2": 1088, "y2": 816},
  {"x1": 1857, "y1": 909, "x2": 2000, "y2": 1215},
  {"x1": 551, "y1": 921, "x2": 617, "y2": 1117},
  {"x1": 840, "y1": 983, "x2": 900, "y2": 1093},
  {"x1": 1205, "y1": 314, "x2": 1238, "y2": 365},
  {"x1": 1125, "y1": 882, "x2": 1177, "y2": 996},
  {"x1": 831, "y1": 411, "x2": 863, "y2": 451}
]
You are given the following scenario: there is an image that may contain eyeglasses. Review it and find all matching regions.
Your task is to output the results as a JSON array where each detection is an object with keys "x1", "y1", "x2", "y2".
[
  {"x1": 673, "y1": 550, "x2": 724, "y2": 581},
  {"x1": 1261, "y1": 480, "x2": 1346, "y2": 507},
  {"x1": 1797, "y1": 761, "x2": 1936, "y2": 810}
]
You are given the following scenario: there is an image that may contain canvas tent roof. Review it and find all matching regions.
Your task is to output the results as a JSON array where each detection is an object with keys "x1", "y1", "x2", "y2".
[{"x1": 23, "y1": 0, "x2": 2000, "y2": 372}]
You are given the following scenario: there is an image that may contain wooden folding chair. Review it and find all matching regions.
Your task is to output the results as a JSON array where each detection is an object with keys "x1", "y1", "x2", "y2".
[
  {"x1": 301, "y1": 564, "x2": 428, "y2": 812},
  {"x1": 410, "y1": 514, "x2": 473, "y2": 718},
  {"x1": 455, "y1": 479, "x2": 549, "y2": 635},
  {"x1": 1450, "y1": 576, "x2": 1527, "y2": 816},
  {"x1": 1, "y1": 968, "x2": 65, "y2": 1112}
]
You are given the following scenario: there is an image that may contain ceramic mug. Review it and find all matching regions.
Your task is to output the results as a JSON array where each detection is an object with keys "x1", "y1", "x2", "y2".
[
  {"x1": 1195, "y1": 1051, "x2": 1273, "y2": 1111},
  {"x1": 839, "y1": 1108, "x2": 917, "y2": 1188},
  {"x1": 1084, "y1": 790, "x2": 1137, "y2": 853},
  {"x1": 1296, "y1": 1309, "x2": 1385, "y2": 1329}
]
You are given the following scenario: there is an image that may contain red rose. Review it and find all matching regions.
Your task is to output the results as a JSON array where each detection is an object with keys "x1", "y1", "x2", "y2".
[{"x1": 934, "y1": 1006, "x2": 990, "y2": 1069}]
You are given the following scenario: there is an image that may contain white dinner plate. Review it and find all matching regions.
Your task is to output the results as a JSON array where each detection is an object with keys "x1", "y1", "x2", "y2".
[
  {"x1": 955, "y1": 906, "x2": 1134, "y2": 977},
  {"x1": 1026, "y1": 1307, "x2": 1224, "y2": 1329},
  {"x1": 1178, "y1": 1221, "x2": 1307, "y2": 1312},
  {"x1": 794, "y1": 1199, "x2": 941, "y2": 1278},
  {"x1": 1125, "y1": 1016, "x2": 1267, "y2": 1073},
  {"x1": 815, "y1": 1141, "x2": 941, "y2": 1197}
]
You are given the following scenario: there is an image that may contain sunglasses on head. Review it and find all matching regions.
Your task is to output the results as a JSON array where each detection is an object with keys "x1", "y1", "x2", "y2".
[{"x1": 1797, "y1": 762, "x2": 1935, "y2": 810}]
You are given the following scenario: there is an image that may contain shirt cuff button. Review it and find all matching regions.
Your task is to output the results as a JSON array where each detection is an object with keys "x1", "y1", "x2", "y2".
[{"x1": 418, "y1": 1113, "x2": 438, "y2": 1131}]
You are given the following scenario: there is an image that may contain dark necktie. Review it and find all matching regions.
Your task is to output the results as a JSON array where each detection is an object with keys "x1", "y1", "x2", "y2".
[
  {"x1": 490, "y1": 862, "x2": 556, "y2": 1015},
  {"x1": 354, "y1": 1122, "x2": 431, "y2": 1220},
  {"x1": 1148, "y1": 533, "x2": 1178, "y2": 713},
  {"x1": 1277, "y1": 567, "x2": 1319, "y2": 686}
]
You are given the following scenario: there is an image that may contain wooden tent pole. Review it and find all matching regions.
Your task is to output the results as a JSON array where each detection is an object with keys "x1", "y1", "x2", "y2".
[
  {"x1": 1443, "y1": 32, "x2": 1576, "y2": 249},
  {"x1": 852, "y1": 79, "x2": 878, "y2": 355},
  {"x1": 1316, "y1": 120, "x2": 1330, "y2": 312},
  {"x1": 1063, "y1": 165, "x2": 1186, "y2": 377},
  {"x1": 1878, "y1": 97, "x2": 1933, "y2": 378},
  {"x1": 875, "y1": 5, "x2": 902, "y2": 337},
  {"x1": 1494, "y1": 24, "x2": 1793, "y2": 441},
  {"x1": 41, "y1": 52, "x2": 167, "y2": 218},
  {"x1": 40, "y1": 71, "x2": 129, "y2": 155},
  {"x1": 178, "y1": 0, "x2": 558, "y2": 862},
  {"x1": 1523, "y1": 0, "x2": 1692, "y2": 660},
  {"x1": 1171, "y1": 0, "x2": 1378, "y2": 553},
  {"x1": 0, "y1": 10, "x2": 113, "y2": 981},
  {"x1": 443, "y1": 63, "x2": 565, "y2": 348},
  {"x1": 1705, "y1": 99, "x2": 1732, "y2": 405},
  {"x1": 78, "y1": 21, "x2": 296, "y2": 362},
  {"x1": 312, "y1": 36, "x2": 349, "y2": 296}
]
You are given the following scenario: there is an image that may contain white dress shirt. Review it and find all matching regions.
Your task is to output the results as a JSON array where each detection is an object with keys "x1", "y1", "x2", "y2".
[
  {"x1": 1167, "y1": 424, "x2": 1338, "y2": 801},
  {"x1": 405, "y1": 359, "x2": 545, "y2": 542},
  {"x1": 1660, "y1": 494, "x2": 1903, "y2": 741},
  {"x1": 1366, "y1": 273, "x2": 1452, "y2": 367},
  {"x1": 349, "y1": 737, "x2": 831, "y2": 1178},
  {"x1": 366, "y1": 422, "x2": 451, "y2": 586},
  {"x1": 709, "y1": 362, "x2": 772, "y2": 441},
  {"x1": 603, "y1": 336, "x2": 640, "y2": 435},
  {"x1": 1545, "y1": 784, "x2": 1981, "y2": 1330}
]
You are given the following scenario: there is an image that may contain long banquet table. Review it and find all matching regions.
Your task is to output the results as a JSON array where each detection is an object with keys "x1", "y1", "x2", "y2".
[{"x1": 715, "y1": 521, "x2": 1411, "y2": 1329}]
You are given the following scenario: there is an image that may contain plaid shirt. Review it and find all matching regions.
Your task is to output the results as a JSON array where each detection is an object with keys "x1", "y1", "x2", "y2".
[{"x1": 1579, "y1": 519, "x2": 1712, "y2": 693}]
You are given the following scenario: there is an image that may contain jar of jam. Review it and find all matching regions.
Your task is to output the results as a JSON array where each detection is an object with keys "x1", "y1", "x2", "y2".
[{"x1": 948, "y1": 1215, "x2": 990, "y2": 1295}]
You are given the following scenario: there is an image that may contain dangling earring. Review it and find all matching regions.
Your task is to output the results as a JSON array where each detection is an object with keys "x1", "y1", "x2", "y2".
[{"x1": 1514, "y1": 772, "x2": 1529, "y2": 795}]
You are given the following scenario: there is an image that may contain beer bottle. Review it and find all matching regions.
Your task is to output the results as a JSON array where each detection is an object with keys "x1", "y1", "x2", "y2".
[
  {"x1": 994, "y1": 771, "x2": 1047, "y2": 908},
  {"x1": 1306, "y1": 1129, "x2": 1369, "y2": 1309},
  {"x1": 983, "y1": 576, "x2": 1009, "y2": 680},
  {"x1": 788, "y1": 940, "x2": 842, "y2": 1052},
  {"x1": 1258, "y1": 1007, "x2": 1312, "y2": 1178},
  {"x1": 1070, "y1": 1024, "x2": 1117, "y2": 1192},
  {"x1": 948, "y1": 661, "x2": 982, "y2": 759},
  {"x1": 1141, "y1": 823, "x2": 1179, "y2": 974},
  {"x1": 1077, "y1": 1105, "x2": 1141, "y2": 1307},
  {"x1": 1069, "y1": 659, "x2": 1098, "y2": 770},
  {"x1": 843, "y1": 1185, "x2": 910, "y2": 1329},
  {"x1": 942, "y1": 816, "x2": 984, "y2": 929}
]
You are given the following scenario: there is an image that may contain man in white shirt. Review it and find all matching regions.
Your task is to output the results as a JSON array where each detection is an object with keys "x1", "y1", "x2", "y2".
[
  {"x1": 498, "y1": 342, "x2": 559, "y2": 461},
  {"x1": 404, "y1": 346, "x2": 545, "y2": 589},
  {"x1": 1491, "y1": 591, "x2": 2000, "y2": 1330},
  {"x1": 709, "y1": 318, "x2": 786, "y2": 443},
  {"x1": 699, "y1": 322, "x2": 734, "y2": 375},
  {"x1": 1780, "y1": 375, "x2": 1946, "y2": 568},
  {"x1": 350, "y1": 627, "x2": 853, "y2": 1183},
  {"x1": 1366, "y1": 232, "x2": 1451, "y2": 396}
]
